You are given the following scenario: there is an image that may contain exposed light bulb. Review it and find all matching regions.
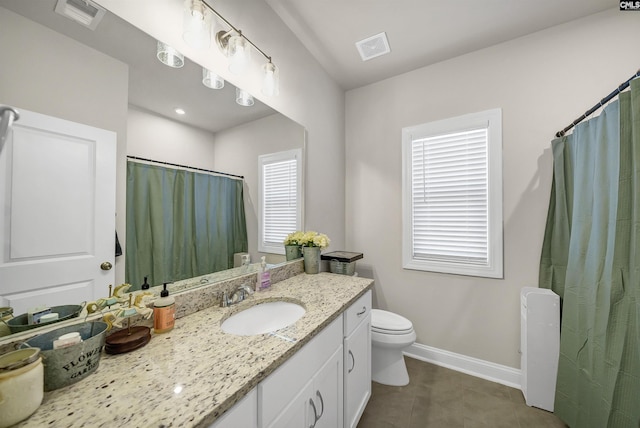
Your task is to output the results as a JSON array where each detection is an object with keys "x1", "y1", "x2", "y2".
[
  {"x1": 228, "y1": 34, "x2": 250, "y2": 75},
  {"x1": 262, "y1": 62, "x2": 279, "y2": 97},
  {"x1": 182, "y1": 0, "x2": 210, "y2": 49}
]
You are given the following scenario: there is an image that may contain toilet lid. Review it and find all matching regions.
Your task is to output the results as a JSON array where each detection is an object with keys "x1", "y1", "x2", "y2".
[{"x1": 371, "y1": 309, "x2": 413, "y2": 333}]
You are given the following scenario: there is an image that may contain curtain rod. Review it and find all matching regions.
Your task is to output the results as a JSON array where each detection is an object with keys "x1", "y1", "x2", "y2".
[
  {"x1": 555, "y1": 68, "x2": 640, "y2": 138},
  {"x1": 127, "y1": 156, "x2": 244, "y2": 180}
]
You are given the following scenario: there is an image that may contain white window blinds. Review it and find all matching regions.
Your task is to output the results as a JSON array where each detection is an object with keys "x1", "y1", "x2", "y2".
[
  {"x1": 263, "y1": 158, "x2": 297, "y2": 244},
  {"x1": 411, "y1": 128, "x2": 488, "y2": 265},
  {"x1": 402, "y1": 108, "x2": 502, "y2": 278},
  {"x1": 259, "y1": 149, "x2": 302, "y2": 254}
]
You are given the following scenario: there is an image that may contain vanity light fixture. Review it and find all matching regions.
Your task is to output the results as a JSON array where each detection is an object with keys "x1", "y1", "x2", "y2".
[
  {"x1": 182, "y1": 0, "x2": 211, "y2": 50},
  {"x1": 262, "y1": 61, "x2": 279, "y2": 97},
  {"x1": 202, "y1": 67, "x2": 225, "y2": 89},
  {"x1": 235, "y1": 88, "x2": 254, "y2": 107},
  {"x1": 157, "y1": 41, "x2": 184, "y2": 68},
  {"x1": 216, "y1": 30, "x2": 251, "y2": 75},
  {"x1": 200, "y1": 1, "x2": 279, "y2": 96}
]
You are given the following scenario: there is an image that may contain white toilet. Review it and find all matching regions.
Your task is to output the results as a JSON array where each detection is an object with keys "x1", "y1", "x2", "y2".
[{"x1": 371, "y1": 309, "x2": 416, "y2": 386}]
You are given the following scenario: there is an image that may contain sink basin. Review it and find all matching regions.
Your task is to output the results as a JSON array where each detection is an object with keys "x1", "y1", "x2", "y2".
[{"x1": 221, "y1": 300, "x2": 306, "y2": 336}]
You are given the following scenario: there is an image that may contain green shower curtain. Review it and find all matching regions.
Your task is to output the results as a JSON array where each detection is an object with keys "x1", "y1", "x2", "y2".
[
  {"x1": 539, "y1": 79, "x2": 640, "y2": 427},
  {"x1": 125, "y1": 161, "x2": 248, "y2": 289}
]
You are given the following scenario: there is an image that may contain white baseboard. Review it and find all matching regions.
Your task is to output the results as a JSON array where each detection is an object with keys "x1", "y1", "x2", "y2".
[{"x1": 404, "y1": 342, "x2": 521, "y2": 389}]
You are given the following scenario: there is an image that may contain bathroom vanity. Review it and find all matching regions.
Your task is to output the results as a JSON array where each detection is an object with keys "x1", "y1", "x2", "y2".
[{"x1": 12, "y1": 272, "x2": 373, "y2": 428}]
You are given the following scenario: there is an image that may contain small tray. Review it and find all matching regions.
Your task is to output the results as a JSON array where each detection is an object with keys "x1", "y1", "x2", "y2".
[
  {"x1": 6, "y1": 304, "x2": 84, "y2": 334},
  {"x1": 320, "y1": 251, "x2": 363, "y2": 263}
]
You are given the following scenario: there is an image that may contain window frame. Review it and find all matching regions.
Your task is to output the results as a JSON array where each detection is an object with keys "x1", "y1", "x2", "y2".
[
  {"x1": 401, "y1": 108, "x2": 503, "y2": 278},
  {"x1": 258, "y1": 148, "x2": 303, "y2": 255}
]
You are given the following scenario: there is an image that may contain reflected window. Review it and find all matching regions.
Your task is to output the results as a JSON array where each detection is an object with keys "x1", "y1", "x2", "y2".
[{"x1": 259, "y1": 149, "x2": 302, "y2": 254}]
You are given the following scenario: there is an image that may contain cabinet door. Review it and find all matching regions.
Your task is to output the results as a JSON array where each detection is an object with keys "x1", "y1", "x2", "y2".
[
  {"x1": 259, "y1": 317, "x2": 342, "y2": 427},
  {"x1": 0, "y1": 108, "x2": 116, "y2": 312},
  {"x1": 266, "y1": 380, "x2": 314, "y2": 428},
  {"x1": 209, "y1": 388, "x2": 257, "y2": 428},
  {"x1": 313, "y1": 346, "x2": 344, "y2": 428},
  {"x1": 344, "y1": 314, "x2": 371, "y2": 428}
]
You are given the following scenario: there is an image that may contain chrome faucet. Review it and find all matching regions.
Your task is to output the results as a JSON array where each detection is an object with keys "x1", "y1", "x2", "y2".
[
  {"x1": 220, "y1": 283, "x2": 254, "y2": 307},
  {"x1": 237, "y1": 283, "x2": 254, "y2": 299}
]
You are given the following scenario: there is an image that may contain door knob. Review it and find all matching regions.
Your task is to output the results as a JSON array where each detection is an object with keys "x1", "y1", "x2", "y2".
[{"x1": 100, "y1": 261, "x2": 113, "y2": 271}]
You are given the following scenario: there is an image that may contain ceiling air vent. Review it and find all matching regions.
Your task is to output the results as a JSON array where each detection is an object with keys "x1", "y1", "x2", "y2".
[
  {"x1": 355, "y1": 32, "x2": 391, "y2": 61},
  {"x1": 54, "y1": 0, "x2": 106, "y2": 30}
]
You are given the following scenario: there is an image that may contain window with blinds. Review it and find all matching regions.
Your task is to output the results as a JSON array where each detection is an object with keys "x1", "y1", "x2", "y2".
[
  {"x1": 259, "y1": 149, "x2": 303, "y2": 254},
  {"x1": 402, "y1": 109, "x2": 503, "y2": 278}
]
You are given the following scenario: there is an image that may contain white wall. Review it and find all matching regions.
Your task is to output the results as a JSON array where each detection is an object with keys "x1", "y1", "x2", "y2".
[
  {"x1": 345, "y1": 9, "x2": 640, "y2": 368},
  {"x1": 212, "y1": 113, "x2": 305, "y2": 264},
  {"x1": 1, "y1": 2, "x2": 319, "y2": 288},
  {"x1": 128, "y1": 106, "x2": 305, "y2": 266},
  {"x1": 127, "y1": 105, "x2": 216, "y2": 168},
  {"x1": 98, "y1": 0, "x2": 346, "y2": 252},
  {"x1": 0, "y1": 6, "x2": 129, "y2": 285}
]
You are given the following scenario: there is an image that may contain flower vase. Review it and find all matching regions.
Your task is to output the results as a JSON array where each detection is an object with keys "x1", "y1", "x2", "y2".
[
  {"x1": 302, "y1": 246, "x2": 321, "y2": 274},
  {"x1": 285, "y1": 245, "x2": 302, "y2": 261}
]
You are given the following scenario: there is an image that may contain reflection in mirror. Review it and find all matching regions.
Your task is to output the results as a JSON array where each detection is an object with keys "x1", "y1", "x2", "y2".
[
  {"x1": 125, "y1": 159, "x2": 248, "y2": 290},
  {"x1": 0, "y1": 0, "x2": 305, "y2": 340}
]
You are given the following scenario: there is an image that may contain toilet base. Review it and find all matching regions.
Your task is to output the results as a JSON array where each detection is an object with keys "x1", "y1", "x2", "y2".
[{"x1": 371, "y1": 345, "x2": 410, "y2": 386}]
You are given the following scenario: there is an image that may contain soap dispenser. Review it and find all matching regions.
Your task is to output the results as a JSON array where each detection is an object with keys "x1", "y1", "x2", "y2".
[
  {"x1": 141, "y1": 276, "x2": 150, "y2": 290},
  {"x1": 153, "y1": 283, "x2": 175, "y2": 334},
  {"x1": 256, "y1": 256, "x2": 271, "y2": 291}
]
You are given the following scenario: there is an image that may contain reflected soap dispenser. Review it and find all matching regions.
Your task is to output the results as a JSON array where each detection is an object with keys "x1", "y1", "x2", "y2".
[{"x1": 153, "y1": 283, "x2": 175, "y2": 334}]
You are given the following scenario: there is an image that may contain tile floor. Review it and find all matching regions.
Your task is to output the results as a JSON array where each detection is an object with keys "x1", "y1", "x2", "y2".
[{"x1": 357, "y1": 357, "x2": 567, "y2": 428}]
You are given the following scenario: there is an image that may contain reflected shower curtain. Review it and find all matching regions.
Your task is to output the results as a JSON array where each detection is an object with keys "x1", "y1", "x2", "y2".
[
  {"x1": 125, "y1": 162, "x2": 248, "y2": 288},
  {"x1": 539, "y1": 79, "x2": 640, "y2": 428}
]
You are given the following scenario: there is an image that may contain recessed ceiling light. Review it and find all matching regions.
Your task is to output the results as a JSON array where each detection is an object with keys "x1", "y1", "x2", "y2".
[
  {"x1": 175, "y1": 108, "x2": 186, "y2": 115},
  {"x1": 355, "y1": 32, "x2": 391, "y2": 61}
]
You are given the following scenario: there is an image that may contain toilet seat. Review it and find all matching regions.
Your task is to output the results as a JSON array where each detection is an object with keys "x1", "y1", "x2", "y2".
[{"x1": 371, "y1": 309, "x2": 414, "y2": 335}]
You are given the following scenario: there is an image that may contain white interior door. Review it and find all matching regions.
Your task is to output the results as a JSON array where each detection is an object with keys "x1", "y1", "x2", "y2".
[{"x1": 0, "y1": 107, "x2": 116, "y2": 314}]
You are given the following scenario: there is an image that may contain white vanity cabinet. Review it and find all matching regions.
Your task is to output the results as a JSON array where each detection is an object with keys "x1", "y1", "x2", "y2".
[
  {"x1": 259, "y1": 316, "x2": 344, "y2": 428},
  {"x1": 343, "y1": 290, "x2": 372, "y2": 428},
  {"x1": 210, "y1": 289, "x2": 373, "y2": 428}
]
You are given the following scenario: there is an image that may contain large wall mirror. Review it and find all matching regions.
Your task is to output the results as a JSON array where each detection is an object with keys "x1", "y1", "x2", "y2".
[{"x1": 0, "y1": 0, "x2": 305, "y2": 340}]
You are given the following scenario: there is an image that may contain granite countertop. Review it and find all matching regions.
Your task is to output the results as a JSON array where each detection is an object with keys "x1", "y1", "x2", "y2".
[{"x1": 15, "y1": 273, "x2": 373, "y2": 428}]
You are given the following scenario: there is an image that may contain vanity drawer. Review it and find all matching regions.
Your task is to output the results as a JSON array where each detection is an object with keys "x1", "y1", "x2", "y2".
[{"x1": 343, "y1": 290, "x2": 371, "y2": 337}]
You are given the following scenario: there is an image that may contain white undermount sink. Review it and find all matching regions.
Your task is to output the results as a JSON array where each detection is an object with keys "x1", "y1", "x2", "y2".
[{"x1": 221, "y1": 300, "x2": 306, "y2": 336}]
